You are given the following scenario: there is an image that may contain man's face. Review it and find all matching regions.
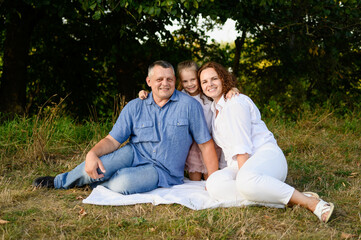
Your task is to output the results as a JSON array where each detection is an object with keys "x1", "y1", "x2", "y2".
[{"x1": 146, "y1": 66, "x2": 176, "y2": 103}]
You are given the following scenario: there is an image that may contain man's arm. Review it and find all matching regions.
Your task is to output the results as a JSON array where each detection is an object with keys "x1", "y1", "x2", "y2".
[
  {"x1": 198, "y1": 139, "x2": 219, "y2": 177},
  {"x1": 85, "y1": 134, "x2": 120, "y2": 179}
]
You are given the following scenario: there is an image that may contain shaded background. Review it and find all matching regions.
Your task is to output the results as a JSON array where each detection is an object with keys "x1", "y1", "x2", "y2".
[{"x1": 1, "y1": 0, "x2": 360, "y2": 119}]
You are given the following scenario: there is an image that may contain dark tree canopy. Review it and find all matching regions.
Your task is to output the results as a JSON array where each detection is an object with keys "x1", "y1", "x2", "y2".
[{"x1": 0, "y1": 0, "x2": 360, "y2": 119}]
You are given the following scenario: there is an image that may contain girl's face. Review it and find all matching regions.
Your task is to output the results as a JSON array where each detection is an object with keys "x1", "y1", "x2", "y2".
[
  {"x1": 200, "y1": 68, "x2": 223, "y2": 103},
  {"x1": 179, "y1": 69, "x2": 200, "y2": 96}
]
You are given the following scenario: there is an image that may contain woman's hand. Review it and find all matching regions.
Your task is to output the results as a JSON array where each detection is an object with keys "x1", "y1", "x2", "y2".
[
  {"x1": 139, "y1": 90, "x2": 149, "y2": 100},
  {"x1": 237, "y1": 153, "x2": 249, "y2": 169}
]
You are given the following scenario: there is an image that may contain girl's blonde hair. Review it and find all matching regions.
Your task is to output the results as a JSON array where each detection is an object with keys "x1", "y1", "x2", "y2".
[
  {"x1": 177, "y1": 60, "x2": 211, "y2": 104},
  {"x1": 176, "y1": 60, "x2": 198, "y2": 91}
]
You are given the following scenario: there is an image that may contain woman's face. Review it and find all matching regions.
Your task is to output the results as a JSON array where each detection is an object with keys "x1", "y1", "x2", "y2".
[
  {"x1": 179, "y1": 69, "x2": 200, "y2": 96},
  {"x1": 200, "y1": 68, "x2": 223, "y2": 102}
]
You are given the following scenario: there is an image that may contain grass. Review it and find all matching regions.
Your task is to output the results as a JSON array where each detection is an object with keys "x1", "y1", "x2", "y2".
[{"x1": 0, "y1": 105, "x2": 360, "y2": 239}]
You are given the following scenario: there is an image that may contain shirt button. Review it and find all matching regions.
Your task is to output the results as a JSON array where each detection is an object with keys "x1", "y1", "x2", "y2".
[{"x1": 153, "y1": 150, "x2": 156, "y2": 153}]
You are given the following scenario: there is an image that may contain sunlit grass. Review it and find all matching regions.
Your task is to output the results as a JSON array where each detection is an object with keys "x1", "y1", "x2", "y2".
[{"x1": 0, "y1": 105, "x2": 360, "y2": 239}]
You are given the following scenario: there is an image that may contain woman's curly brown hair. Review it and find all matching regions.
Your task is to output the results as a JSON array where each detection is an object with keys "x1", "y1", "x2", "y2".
[{"x1": 198, "y1": 62, "x2": 236, "y2": 99}]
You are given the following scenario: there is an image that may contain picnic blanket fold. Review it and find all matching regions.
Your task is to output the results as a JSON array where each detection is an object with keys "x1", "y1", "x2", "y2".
[{"x1": 83, "y1": 179, "x2": 284, "y2": 210}]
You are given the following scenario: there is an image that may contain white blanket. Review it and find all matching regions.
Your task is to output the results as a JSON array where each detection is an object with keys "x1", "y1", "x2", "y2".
[{"x1": 83, "y1": 180, "x2": 284, "y2": 210}]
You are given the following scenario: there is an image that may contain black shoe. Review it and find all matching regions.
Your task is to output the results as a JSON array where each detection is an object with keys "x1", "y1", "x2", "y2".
[{"x1": 33, "y1": 176, "x2": 55, "y2": 188}]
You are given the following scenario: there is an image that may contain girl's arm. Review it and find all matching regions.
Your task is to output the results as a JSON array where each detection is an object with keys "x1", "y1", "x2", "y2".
[
  {"x1": 138, "y1": 90, "x2": 149, "y2": 100},
  {"x1": 225, "y1": 87, "x2": 240, "y2": 100}
]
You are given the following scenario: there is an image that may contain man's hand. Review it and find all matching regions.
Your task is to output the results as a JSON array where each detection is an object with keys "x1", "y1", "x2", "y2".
[
  {"x1": 139, "y1": 90, "x2": 149, "y2": 100},
  {"x1": 85, "y1": 151, "x2": 106, "y2": 179},
  {"x1": 84, "y1": 134, "x2": 120, "y2": 179}
]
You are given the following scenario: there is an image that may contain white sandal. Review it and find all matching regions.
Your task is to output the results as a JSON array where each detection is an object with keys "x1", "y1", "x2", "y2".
[
  {"x1": 303, "y1": 191, "x2": 320, "y2": 199},
  {"x1": 313, "y1": 199, "x2": 334, "y2": 223}
]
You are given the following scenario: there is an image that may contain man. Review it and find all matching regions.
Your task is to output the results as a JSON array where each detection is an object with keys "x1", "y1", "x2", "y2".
[{"x1": 33, "y1": 60, "x2": 219, "y2": 194}]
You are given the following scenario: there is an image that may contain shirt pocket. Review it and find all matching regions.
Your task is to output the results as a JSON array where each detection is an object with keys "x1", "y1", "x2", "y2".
[
  {"x1": 166, "y1": 118, "x2": 190, "y2": 143},
  {"x1": 132, "y1": 121, "x2": 159, "y2": 143},
  {"x1": 168, "y1": 118, "x2": 189, "y2": 127}
]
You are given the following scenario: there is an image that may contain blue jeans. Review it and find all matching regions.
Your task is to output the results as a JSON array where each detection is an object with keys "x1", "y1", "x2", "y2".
[{"x1": 54, "y1": 144, "x2": 159, "y2": 194}]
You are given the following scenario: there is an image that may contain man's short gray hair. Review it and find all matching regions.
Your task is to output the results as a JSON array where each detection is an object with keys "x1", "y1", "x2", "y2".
[{"x1": 148, "y1": 60, "x2": 175, "y2": 77}]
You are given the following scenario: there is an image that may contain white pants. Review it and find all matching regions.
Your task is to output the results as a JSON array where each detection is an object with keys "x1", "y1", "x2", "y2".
[{"x1": 206, "y1": 142, "x2": 295, "y2": 205}]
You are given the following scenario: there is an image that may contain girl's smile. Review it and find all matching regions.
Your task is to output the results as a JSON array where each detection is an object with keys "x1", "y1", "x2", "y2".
[{"x1": 179, "y1": 69, "x2": 200, "y2": 96}]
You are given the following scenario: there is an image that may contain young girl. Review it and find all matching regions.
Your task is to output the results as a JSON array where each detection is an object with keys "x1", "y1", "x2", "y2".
[
  {"x1": 198, "y1": 61, "x2": 334, "y2": 223},
  {"x1": 139, "y1": 60, "x2": 237, "y2": 181}
]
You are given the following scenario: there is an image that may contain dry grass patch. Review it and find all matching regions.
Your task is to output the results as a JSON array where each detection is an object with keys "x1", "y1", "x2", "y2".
[{"x1": 1, "y1": 107, "x2": 360, "y2": 239}]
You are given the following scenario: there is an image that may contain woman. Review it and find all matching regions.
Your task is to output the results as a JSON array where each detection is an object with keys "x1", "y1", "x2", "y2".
[{"x1": 198, "y1": 62, "x2": 334, "y2": 223}]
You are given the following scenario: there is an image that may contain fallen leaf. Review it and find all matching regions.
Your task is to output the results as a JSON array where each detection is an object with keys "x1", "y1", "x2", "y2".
[
  {"x1": 0, "y1": 219, "x2": 9, "y2": 224},
  {"x1": 78, "y1": 207, "x2": 87, "y2": 216},
  {"x1": 76, "y1": 196, "x2": 84, "y2": 200},
  {"x1": 74, "y1": 205, "x2": 87, "y2": 219},
  {"x1": 341, "y1": 232, "x2": 358, "y2": 239}
]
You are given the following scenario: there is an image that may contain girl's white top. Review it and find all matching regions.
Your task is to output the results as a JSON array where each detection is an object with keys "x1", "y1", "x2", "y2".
[
  {"x1": 182, "y1": 90, "x2": 213, "y2": 133},
  {"x1": 211, "y1": 94, "x2": 277, "y2": 168}
]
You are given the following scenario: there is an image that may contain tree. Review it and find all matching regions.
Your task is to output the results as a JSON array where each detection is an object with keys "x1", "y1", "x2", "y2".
[
  {"x1": 203, "y1": 0, "x2": 361, "y2": 114},
  {"x1": 0, "y1": 0, "x2": 84, "y2": 116},
  {"x1": 0, "y1": 0, "x2": 213, "y2": 117},
  {"x1": 1, "y1": 0, "x2": 359, "y2": 118},
  {"x1": 0, "y1": 0, "x2": 43, "y2": 115}
]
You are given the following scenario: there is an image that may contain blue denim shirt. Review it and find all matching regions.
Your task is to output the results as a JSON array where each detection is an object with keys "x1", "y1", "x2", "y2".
[{"x1": 109, "y1": 90, "x2": 211, "y2": 187}]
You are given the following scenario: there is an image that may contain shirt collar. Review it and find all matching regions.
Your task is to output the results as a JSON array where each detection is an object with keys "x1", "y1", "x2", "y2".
[
  {"x1": 211, "y1": 95, "x2": 226, "y2": 113},
  {"x1": 182, "y1": 89, "x2": 201, "y2": 98},
  {"x1": 145, "y1": 90, "x2": 179, "y2": 105}
]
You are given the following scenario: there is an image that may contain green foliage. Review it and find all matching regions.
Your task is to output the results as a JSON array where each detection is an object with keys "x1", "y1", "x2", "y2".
[
  {"x1": 0, "y1": 105, "x2": 112, "y2": 171},
  {"x1": 0, "y1": 0, "x2": 360, "y2": 118},
  {"x1": 205, "y1": 0, "x2": 361, "y2": 116},
  {"x1": 79, "y1": 0, "x2": 211, "y2": 20}
]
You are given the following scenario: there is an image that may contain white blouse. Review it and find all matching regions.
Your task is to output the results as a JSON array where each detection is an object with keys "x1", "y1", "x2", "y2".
[{"x1": 211, "y1": 94, "x2": 277, "y2": 168}]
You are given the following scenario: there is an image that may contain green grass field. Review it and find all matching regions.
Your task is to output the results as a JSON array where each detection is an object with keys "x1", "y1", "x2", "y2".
[{"x1": 1, "y1": 106, "x2": 360, "y2": 239}]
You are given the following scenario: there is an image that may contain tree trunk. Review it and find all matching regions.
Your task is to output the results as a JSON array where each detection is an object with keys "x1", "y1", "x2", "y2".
[
  {"x1": 115, "y1": 59, "x2": 137, "y2": 101},
  {"x1": 0, "y1": 2, "x2": 41, "y2": 116},
  {"x1": 233, "y1": 31, "x2": 246, "y2": 77}
]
